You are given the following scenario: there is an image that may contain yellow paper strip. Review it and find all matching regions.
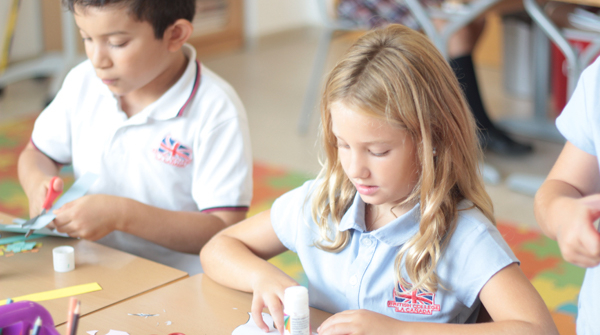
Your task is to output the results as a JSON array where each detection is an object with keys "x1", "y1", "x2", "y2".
[{"x1": 0, "y1": 282, "x2": 102, "y2": 305}]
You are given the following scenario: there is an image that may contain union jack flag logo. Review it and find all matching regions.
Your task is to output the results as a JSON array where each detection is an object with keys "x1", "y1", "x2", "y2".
[
  {"x1": 387, "y1": 282, "x2": 441, "y2": 315},
  {"x1": 153, "y1": 135, "x2": 192, "y2": 167}
]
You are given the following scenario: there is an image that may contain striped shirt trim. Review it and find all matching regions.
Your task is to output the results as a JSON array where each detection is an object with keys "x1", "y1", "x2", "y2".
[
  {"x1": 176, "y1": 60, "x2": 201, "y2": 117},
  {"x1": 201, "y1": 206, "x2": 249, "y2": 213},
  {"x1": 30, "y1": 138, "x2": 69, "y2": 166}
]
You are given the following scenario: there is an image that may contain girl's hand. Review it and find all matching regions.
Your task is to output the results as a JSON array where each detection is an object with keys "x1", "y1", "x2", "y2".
[
  {"x1": 28, "y1": 177, "x2": 63, "y2": 219},
  {"x1": 554, "y1": 194, "x2": 600, "y2": 267},
  {"x1": 52, "y1": 194, "x2": 123, "y2": 240},
  {"x1": 317, "y1": 309, "x2": 402, "y2": 335},
  {"x1": 251, "y1": 276, "x2": 299, "y2": 334}
]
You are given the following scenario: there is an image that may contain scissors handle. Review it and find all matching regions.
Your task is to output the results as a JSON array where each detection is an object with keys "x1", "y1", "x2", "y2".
[{"x1": 42, "y1": 176, "x2": 61, "y2": 211}]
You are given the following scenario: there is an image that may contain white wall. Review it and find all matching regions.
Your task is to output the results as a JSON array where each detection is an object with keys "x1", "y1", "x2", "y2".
[{"x1": 244, "y1": 0, "x2": 323, "y2": 40}]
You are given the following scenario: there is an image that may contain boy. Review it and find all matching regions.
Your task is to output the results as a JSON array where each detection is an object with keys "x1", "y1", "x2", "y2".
[
  {"x1": 18, "y1": 0, "x2": 252, "y2": 275},
  {"x1": 534, "y1": 57, "x2": 600, "y2": 334}
]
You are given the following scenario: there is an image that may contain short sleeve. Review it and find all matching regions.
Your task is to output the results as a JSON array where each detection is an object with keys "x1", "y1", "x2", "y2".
[
  {"x1": 30, "y1": 67, "x2": 82, "y2": 164},
  {"x1": 440, "y1": 214, "x2": 519, "y2": 307},
  {"x1": 271, "y1": 180, "x2": 316, "y2": 253},
  {"x1": 556, "y1": 57, "x2": 600, "y2": 155},
  {"x1": 192, "y1": 85, "x2": 253, "y2": 211}
]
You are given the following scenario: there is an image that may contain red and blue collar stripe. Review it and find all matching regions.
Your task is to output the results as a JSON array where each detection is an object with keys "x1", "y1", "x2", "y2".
[{"x1": 176, "y1": 60, "x2": 201, "y2": 117}]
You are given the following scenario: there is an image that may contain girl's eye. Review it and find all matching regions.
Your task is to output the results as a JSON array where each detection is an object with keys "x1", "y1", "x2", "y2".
[{"x1": 370, "y1": 150, "x2": 390, "y2": 157}]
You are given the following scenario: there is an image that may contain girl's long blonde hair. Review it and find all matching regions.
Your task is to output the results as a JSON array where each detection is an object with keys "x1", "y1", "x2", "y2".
[{"x1": 311, "y1": 24, "x2": 494, "y2": 293}]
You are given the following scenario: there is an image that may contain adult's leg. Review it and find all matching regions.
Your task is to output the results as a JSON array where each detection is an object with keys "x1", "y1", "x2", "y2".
[{"x1": 443, "y1": 18, "x2": 533, "y2": 156}]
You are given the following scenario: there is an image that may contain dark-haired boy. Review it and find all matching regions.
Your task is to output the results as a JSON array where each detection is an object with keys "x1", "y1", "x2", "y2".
[{"x1": 18, "y1": 0, "x2": 252, "y2": 274}]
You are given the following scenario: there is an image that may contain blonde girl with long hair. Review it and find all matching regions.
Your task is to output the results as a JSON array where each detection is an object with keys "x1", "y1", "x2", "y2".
[{"x1": 201, "y1": 24, "x2": 557, "y2": 335}]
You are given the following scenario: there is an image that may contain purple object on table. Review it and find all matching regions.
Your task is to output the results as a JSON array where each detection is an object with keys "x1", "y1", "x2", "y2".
[{"x1": 0, "y1": 301, "x2": 60, "y2": 335}]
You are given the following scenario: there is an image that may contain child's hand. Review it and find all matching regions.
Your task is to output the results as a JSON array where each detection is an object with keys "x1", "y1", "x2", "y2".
[
  {"x1": 251, "y1": 277, "x2": 298, "y2": 334},
  {"x1": 52, "y1": 194, "x2": 122, "y2": 240},
  {"x1": 317, "y1": 309, "x2": 402, "y2": 335},
  {"x1": 28, "y1": 177, "x2": 63, "y2": 218},
  {"x1": 554, "y1": 194, "x2": 600, "y2": 268}
]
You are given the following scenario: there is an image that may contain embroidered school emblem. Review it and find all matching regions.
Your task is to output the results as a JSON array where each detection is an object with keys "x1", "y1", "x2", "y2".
[
  {"x1": 387, "y1": 282, "x2": 441, "y2": 315},
  {"x1": 153, "y1": 135, "x2": 192, "y2": 167}
]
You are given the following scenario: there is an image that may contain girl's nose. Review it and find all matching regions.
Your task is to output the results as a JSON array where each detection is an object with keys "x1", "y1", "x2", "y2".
[{"x1": 347, "y1": 152, "x2": 369, "y2": 180}]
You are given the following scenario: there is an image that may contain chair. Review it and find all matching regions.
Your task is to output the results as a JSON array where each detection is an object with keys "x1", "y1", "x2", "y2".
[
  {"x1": 298, "y1": 0, "x2": 503, "y2": 134},
  {"x1": 0, "y1": 2, "x2": 83, "y2": 103}
]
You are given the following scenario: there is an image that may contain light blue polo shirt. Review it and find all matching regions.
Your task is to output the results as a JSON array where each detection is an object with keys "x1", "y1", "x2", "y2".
[
  {"x1": 271, "y1": 180, "x2": 518, "y2": 323},
  {"x1": 556, "y1": 56, "x2": 600, "y2": 335}
]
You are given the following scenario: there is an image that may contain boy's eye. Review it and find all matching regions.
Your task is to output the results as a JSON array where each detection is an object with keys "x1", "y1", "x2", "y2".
[{"x1": 109, "y1": 41, "x2": 128, "y2": 48}]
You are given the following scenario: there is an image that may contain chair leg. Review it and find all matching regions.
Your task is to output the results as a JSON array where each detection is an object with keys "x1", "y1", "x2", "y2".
[{"x1": 298, "y1": 28, "x2": 334, "y2": 135}]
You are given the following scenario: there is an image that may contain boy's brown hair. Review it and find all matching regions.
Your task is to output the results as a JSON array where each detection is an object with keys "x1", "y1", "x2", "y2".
[{"x1": 62, "y1": 0, "x2": 196, "y2": 39}]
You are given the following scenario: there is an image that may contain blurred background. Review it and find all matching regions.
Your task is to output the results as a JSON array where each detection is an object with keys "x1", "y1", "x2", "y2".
[{"x1": 2, "y1": 1, "x2": 598, "y2": 333}]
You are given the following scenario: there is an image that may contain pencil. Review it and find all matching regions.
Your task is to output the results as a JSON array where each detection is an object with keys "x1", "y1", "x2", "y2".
[
  {"x1": 70, "y1": 301, "x2": 80, "y2": 335},
  {"x1": 30, "y1": 316, "x2": 42, "y2": 335},
  {"x1": 65, "y1": 297, "x2": 77, "y2": 335}
]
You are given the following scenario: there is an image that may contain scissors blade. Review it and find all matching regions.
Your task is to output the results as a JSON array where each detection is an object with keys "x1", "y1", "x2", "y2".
[{"x1": 20, "y1": 214, "x2": 41, "y2": 227}]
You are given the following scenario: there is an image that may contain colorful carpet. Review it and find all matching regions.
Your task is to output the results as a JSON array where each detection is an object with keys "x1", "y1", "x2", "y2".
[{"x1": 1, "y1": 115, "x2": 582, "y2": 334}]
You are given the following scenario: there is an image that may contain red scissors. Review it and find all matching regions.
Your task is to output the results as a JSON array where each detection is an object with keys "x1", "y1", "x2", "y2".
[{"x1": 23, "y1": 176, "x2": 62, "y2": 238}]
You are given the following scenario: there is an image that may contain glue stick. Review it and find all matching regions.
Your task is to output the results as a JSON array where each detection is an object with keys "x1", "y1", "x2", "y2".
[{"x1": 283, "y1": 286, "x2": 310, "y2": 335}]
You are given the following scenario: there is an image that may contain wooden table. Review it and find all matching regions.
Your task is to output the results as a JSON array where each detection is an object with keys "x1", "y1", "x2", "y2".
[
  {"x1": 56, "y1": 274, "x2": 332, "y2": 335},
  {"x1": 0, "y1": 212, "x2": 188, "y2": 327}
]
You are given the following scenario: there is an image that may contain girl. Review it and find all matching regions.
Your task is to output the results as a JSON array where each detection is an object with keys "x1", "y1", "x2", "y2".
[{"x1": 200, "y1": 24, "x2": 557, "y2": 334}]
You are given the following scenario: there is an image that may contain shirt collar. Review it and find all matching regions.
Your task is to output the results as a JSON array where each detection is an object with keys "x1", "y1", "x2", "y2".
[
  {"x1": 146, "y1": 43, "x2": 201, "y2": 120},
  {"x1": 338, "y1": 192, "x2": 421, "y2": 247}
]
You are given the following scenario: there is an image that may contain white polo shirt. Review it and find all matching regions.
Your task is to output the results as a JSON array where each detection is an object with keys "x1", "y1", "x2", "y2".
[
  {"x1": 556, "y1": 57, "x2": 600, "y2": 335},
  {"x1": 271, "y1": 180, "x2": 518, "y2": 322},
  {"x1": 31, "y1": 44, "x2": 253, "y2": 275}
]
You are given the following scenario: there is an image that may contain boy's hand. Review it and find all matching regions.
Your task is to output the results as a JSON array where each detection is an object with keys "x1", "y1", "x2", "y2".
[
  {"x1": 317, "y1": 309, "x2": 402, "y2": 335},
  {"x1": 251, "y1": 276, "x2": 298, "y2": 334},
  {"x1": 52, "y1": 194, "x2": 123, "y2": 240},
  {"x1": 28, "y1": 177, "x2": 64, "y2": 219},
  {"x1": 554, "y1": 194, "x2": 600, "y2": 268}
]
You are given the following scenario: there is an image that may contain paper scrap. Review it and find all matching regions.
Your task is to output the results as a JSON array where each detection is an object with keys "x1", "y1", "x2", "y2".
[
  {"x1": 166, "y1": 321, "x2": 172, "y2": 325},
  {"x1": 106, "y1": 331, "x2": 129, "y2": 335},
  {"x1": 232, "y1": 313, "x2": 277, "y2": 335},
  {"x1": 0, "y1": 282, "x2": 102, "y2": 305},
  {"x1": 5, "y1": 241, "x2": 37, "y2": 252},
  {"x1": 86, "y1": 331, "x2": 98, "y2": 335},
  {"x1": 128, "y1": 313, "x2": 159, "y2": 318}
]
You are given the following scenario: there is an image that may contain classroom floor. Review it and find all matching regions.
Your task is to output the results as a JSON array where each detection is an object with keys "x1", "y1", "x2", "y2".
[{"x1": 0, "y1": 26, "x2": 564, "y2": 230}]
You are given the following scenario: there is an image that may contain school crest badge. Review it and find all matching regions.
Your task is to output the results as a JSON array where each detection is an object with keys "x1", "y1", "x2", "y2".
[
  {"x1": 387, "y1": 282, "x2": 441, "y2": 315},
  {"x1": 153, "y1": 135, "x2": 192, "y2": 167}
]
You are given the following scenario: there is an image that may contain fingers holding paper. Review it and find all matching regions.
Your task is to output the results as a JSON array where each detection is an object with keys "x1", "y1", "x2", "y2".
[{"x1": 52, "y1": 194, "x2": 121, "y2": 240}]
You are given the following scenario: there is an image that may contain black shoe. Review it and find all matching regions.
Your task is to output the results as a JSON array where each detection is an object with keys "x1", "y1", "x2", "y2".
[{"x1": 479, "y1": 128, "x2": 533, "y2": 156}]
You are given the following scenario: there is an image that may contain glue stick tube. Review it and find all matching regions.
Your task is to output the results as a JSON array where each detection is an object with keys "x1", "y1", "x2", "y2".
[{"x1": 283, "y1": 286, "x2": 310, "y2": 335}]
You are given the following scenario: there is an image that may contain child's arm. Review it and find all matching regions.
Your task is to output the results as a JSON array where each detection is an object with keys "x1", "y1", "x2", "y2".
[
  {"x1": 317, "y1": 263, "x2": 558, "y2": 335},
  {"x1": 201, "y1": 209, "x2": 298, "y2": 333},
  {"x1": 18, "y1": 142, "x2": 64, "y2": 218},
  {"x1": 48, "y1": 193, "x2": 245, "y2": 254},
  {"x1": 534, "y1": 141, "x2": 600, "y2": 267}
]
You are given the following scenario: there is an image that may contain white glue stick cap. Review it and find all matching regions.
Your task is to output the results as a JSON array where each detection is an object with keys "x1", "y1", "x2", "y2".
[
  {"x1": 284, "y1": 286, "x2": 309, "y2": 316},
  {"x1": 53, "y1": 246, "x2": 75, "y2": 272}
]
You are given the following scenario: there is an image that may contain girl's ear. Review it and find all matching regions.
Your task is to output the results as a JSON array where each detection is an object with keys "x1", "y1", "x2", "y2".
[{"x1": 165, "y1": 19, "x2": 194, "y2": 52}]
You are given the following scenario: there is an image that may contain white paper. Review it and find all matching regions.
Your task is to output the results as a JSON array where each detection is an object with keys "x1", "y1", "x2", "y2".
[
  {"x1": 232, "y1": 313, "x2": 277, "y2": 334},
  {"x1": 106, "y1": 331, "x2": 129, "y2": 335}
]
